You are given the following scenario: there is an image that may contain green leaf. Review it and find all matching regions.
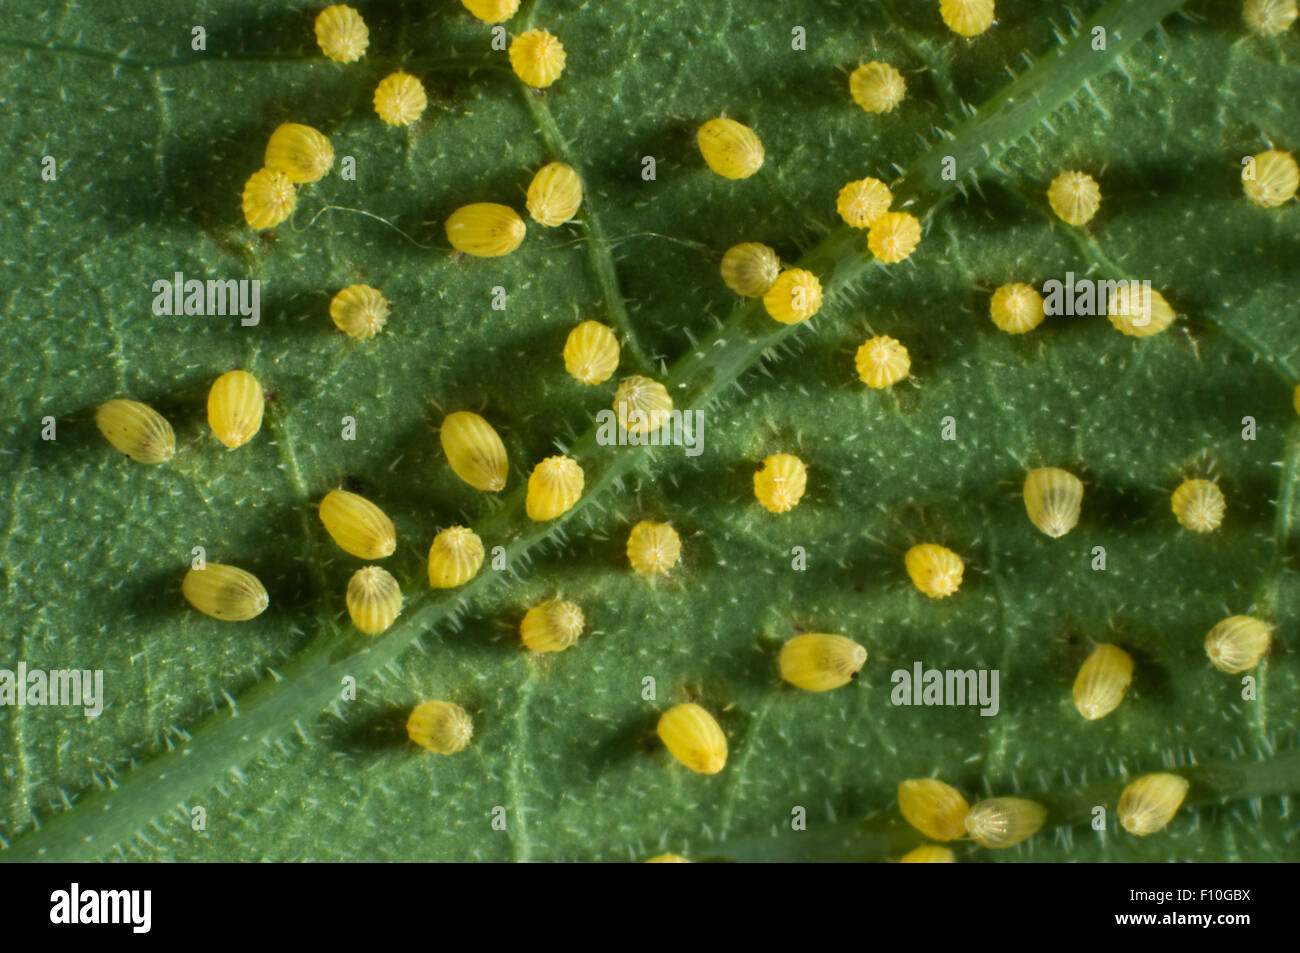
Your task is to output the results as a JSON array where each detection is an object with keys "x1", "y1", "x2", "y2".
[{"x1": 2, "y1": 0, "x2": 1297, "y2": 863}]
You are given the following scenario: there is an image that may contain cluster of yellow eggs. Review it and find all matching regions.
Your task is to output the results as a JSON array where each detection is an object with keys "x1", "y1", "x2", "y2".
[
  {"x1": 85, "y1": 0, "x2": 1297, "y2": 862},
  {"x1": 96, "y1": 371, "x2": 271, "y2": 623},
  {"x1": 894, "y1": 771, "x2": 1192, "y2": 861},
  {"x1": 247, "y1": 3, "x2": 576, "y2": 262}
]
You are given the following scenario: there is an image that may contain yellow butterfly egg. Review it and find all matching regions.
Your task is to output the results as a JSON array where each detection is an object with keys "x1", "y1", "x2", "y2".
[
  {"x1": 526, "y1": 455, "x2": 585, "y2": 521},
  {"x1": 1242, "y1": 149, "x2": 1299, "y2": 207},
  {"x1": 241, "y1": 167, "x2": 297, "y2": 230},
  {"x1": 94, "y1": 398, "x2": 175, "y2": 464},
  {"x1": 898, "y1": 779, "x2": 970, "y2": 841},
  {"x1": 314, "y1": 4, "x2": 368, "y2": 63},
  {"x1": 849, "y1": 61, "x2": 906, "y2": 114},
  {"x1": 964, "y1": 797, "x2": 1047, "y2": 849},
  {"x1": 346, "y1": 566, "x2": 402, "y2": 635},
  {"x1": 614, "y1": 375, "x2": 674, "y2": 433},
  {"x1": 1205, "y1": 615, "x2": 1271, "y2": 673},
  {"x1": 440, "y1": 411, "x2": 508, "y2": 492},
  {"x1": 855, "y1": 335, "x2": 911, "y2": 389},
  {"x1": 526, "y1": 161, "x2": 582, "y2": 227},
  {"x1": 329, "y1": 284, "x2": 390, "y2": 340},
  {"x1": 1023, "y1": 467, "x2": 1083, "y2": 538},
  {"x1": 762, "y1": 268, "x2": 824, "y2": 324},
  {"x1": 1047, "y1": 170, "x2": 1101, "y2": 226},
  {"x1": 427, "y1": 526, "x2": 485, "y2": 588},
  {"x1": 1072, "y1": 643, "x2": 1133, "y2": 720},
  {"x1": 1118, "y1": 773, "x2": 1189, "y2": 836},
  {"x1": 318, "y1": 489, "x2": 397, "y2": 560},
  {"x1": 644, "y1": 853, "x2": 690, "y2": 863},
  {"x1": 182, "y1": 563, "x2": 269, "y2": 621},
  {"x1": 940, "y1": 0, "x2": 996, "y2": 37},
  {"x1": 656, "y1": 702, "x2": 727, "y2": 775},
  {"x1": 509, "y1": 28, "x2": 566, "y2": 88},
  {"x1": 989, "y1": 282, "x2": 1045, "y2": 334},
  {"x1": 374, "y1": 71, "x2": 427, "y2": 126},
  {"x1": 697, "y1": 118, "x2": 764, "y2": 180},
  {"x1": 868, "y1": 211, "x2": 922, "y2": 263},
  {"x1": 837, "y1": 177, "x2": 893, "y2": 229},
  {"x1": 520, "y1": 598, "x2": 584, "y2": 653},
  {"x1": 264, "y1": 123, "x2": 334, "y2": 184},
  {"x1": 627, "y1": 520, "x2": 682, "y2": 576},
  {"x1": 1107, "y1": 284, "x2": 1177, "y2": 337},
  {"x1": 461, "y1": 0, "x2": 519, "y2": 23},
  {"x1": 1171, "y1": 478, "x2": 1225, "y2": 533},
  {"x1": 1295, "y1": 383, "x2": 1300, "y2": 415},
  {"x1": 206, "y1": 369, "x2": 264, "y2": 450},
  {"x1": 1244, "y1": 0, "x2": 1298, "y2": 35},
  {"x1": 445, "y1": 203, "x2": 527, "y2": 258},
  {"x1": 406, "y1": 700, "x2": 473, "y2": 755},
  {"x1": 899, "y1": 845, "x2": 956, "y2": 863},
  {"x1": 720, "y1": 242, "x2": 780, "y2": 297},
  {"x1": 779, "y1": 633, "x2": 867, "y2": 691},
  {"x1": 564, "y1": 321, "x2": 620, "y2": 385},
  {"x1": 904, "y1": 543, "x2": 964, "y2": 598},
  {"x1": 754, "y1": 453, "x2": 808, "y2": 514}
]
